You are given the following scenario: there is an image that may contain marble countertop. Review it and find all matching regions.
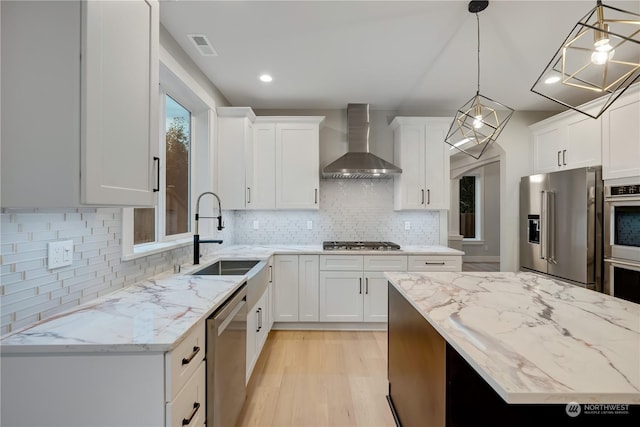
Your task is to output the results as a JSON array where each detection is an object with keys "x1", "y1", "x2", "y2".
[
  {"x1": 0, "y1": 244, "x2": 461, "y2": 354},
  {"x1": 386, "y1": 271, "x2": 640, "y2": 404}
]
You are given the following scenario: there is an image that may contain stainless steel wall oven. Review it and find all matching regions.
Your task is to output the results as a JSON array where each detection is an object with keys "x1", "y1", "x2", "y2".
[{"x1": 604, "y1": 182, "x2": 640, "y2": 303}]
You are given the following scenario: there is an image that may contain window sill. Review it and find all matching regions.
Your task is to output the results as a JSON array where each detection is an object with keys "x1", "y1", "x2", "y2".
[{"x1": 122, "y1": 237, "x2": 192, "y2": 261}]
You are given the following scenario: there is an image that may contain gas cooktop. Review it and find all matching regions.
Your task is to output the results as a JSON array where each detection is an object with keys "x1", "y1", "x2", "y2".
[{"x1": 322, "y1": 241, "x2": 401, "y2": 251}]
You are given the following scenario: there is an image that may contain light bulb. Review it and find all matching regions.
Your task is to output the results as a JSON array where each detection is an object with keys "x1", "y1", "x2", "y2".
[
  {"x1": 473, "y1": 115, "x2": 483, "y2": 129},
  {"x1": 591, "y1": 41, "x2": 615, "y2": 65}
]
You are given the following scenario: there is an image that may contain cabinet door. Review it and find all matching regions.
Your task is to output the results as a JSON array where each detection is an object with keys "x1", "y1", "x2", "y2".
[
  {"x1": 565, "y1": 114, "x2": 601, "y2": 170},
  {"x1": 298, "y1": 255, "x2": 320, "y2": 322},
  {"x1": 81, "y1": 0, "x2": 159, "y2": 206},
  {"x1": 246, "y1": 303, "x2": 258, "y2": 383},
  {"x1": 603, "y1": 92, "x2": 640, "y2": 180},
  {"x1": 251, "y1": 123, "x2": 276, "y2": 209},
  {"x1": 394, "y1": 124, "x2": 426, "y2": 210},
  {"x1": 273, "y1": 255, "x2": 298, "y2": 322},
  {"x1": 319, "y1": 271, "x2": 363, "y2": 322},
  {"x1": 217, "y1": 115, "x2": 250, "y2": 209},
  {"x1": 166, "y1": 362, "x2": 206, "y2": 427},
  {"x1": 363, "y1": 272, "x2": 388, "y2": 322},
  {"x1": 532, "y1": 126, "x2": 562, "y2": 174},
  {"x1": 275, "y1": 123, "x2": 320, "y2": 209},
  {"x1": 424, "y1": 121, "x2": 450, "y2": 210}
]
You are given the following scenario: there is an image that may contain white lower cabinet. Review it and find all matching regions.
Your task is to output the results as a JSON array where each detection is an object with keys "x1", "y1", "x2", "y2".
[
  {"x1": 0, "y1": 320, "x2": 206, "y2": 427},
  {"x1": 407, "y1": 255, "x2": 462, "y2": 271},
  {"x1": 166, "y1": 362, "x2": 206, "y2": 427},
  {"x1": 319, "y1": 255, "x2": 408, "y2": 323},
  {"x1": 319, "y1": 270, "x2": 364, "y2": 322},
  {"x1": 272, "y1": 254, "x2": 319, "y2": 322},
  {"x1": 246, "y1": 285, "x2": 270, "y2": 383},
  {"x1": 363, "y1": 272, "x2": 390, "y2": 322}
]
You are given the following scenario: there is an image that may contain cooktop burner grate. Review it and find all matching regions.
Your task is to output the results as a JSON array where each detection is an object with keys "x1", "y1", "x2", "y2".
[{"x1": 322, "y1": 241, "x2": 401, "y2": 251}]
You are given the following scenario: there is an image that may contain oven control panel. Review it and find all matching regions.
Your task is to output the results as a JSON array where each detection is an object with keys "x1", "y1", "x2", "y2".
[{"x1": 608, "y1": 184, "x2": 640, "y2": 197}]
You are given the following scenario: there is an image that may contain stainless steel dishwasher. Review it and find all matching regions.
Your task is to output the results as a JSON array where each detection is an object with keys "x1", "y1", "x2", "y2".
[{"x1": 206, "y1": 283, "x2": 247, "y2": 427}]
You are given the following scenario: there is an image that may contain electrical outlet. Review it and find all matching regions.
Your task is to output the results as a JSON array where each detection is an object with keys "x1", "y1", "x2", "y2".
[
  {"x1": 48, "y1": 240, "x2": 73, "y2": 269},
  {"x1": 404, "y1": 221, "x2": 411, "y2": 230},
  {"x1": 307, "y1": 220, "x2": 313, "y2": 230},
  {"x1": 253, "y1": 220, "x2": 259, "y2": 230}
]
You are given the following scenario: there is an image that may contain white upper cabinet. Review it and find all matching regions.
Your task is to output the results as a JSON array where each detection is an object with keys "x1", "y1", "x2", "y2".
[
  {"x1": 391, "y1": 117, "x2": 451, "y2": 210},
  {"x1": 216, "y1": 107, "x2": 256, "y2": 210},
  {"x1": 251, "y1": 121, "x2": 277, "y2": 209},
  {"x1": 217, "y1": 113, "x2": 323, "y2": 210},
  {"x1": 602, "y1": 86, "x2": 640, "y2": 180},
  {"x1": 1, "y1": 0, "x2": 159, "y2": 208},
  {"x1": 275, "y1": 120, "x2": 323, "y2": 210},
  {"x1": 530, "y1": 109, "x2": 601, "y2": 174}
]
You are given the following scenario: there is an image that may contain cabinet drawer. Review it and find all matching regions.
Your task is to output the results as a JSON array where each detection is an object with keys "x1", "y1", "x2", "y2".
[
  {"x1": 320, "y1": 255, "x2": 364, "y2": 271},
  {"x1": 407, "y1": 256, "x2": 462, "y2": 272},
  {"x1": 166, "y1": 321, "x2": 205, "y2": 400},
  {"x1": 363, "y1": 255, "x2": 407, "y2": 272},
  {"x1": 166, "y1": 361, "x2": 206, "y2": 427}
]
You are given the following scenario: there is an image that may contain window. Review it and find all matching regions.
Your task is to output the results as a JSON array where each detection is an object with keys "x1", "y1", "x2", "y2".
[
  {"x1": 122, "y1": 61, "x2": 213, "y2": 260},
  {"x1": 460, "y1": 175, "x2": 481, "y2": 240},
  {"x1": 133, "y1": 95, "x2": 192, "y2": 247}
]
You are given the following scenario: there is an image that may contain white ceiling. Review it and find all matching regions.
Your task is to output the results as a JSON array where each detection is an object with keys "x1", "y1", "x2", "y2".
[{"x1": 159, "y1": 0, "x2": 640, "y2": 112}]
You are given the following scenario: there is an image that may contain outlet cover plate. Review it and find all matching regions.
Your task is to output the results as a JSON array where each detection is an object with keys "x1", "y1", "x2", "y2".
[{"x1": 48, "y1": 240, "x2": 73, "y2": 269}]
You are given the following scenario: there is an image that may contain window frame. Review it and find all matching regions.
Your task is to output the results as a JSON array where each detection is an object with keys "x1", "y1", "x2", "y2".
[
  {"x1": 122, "y1": 62, "x2": 213, "y2": 261},
  {"x1": 460, "y1": 172, "x2": 483, "y2": 243}
]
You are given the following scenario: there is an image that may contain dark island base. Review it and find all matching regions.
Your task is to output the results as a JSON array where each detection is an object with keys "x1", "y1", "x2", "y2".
[{"x1": 387, "y1": 284, "x2": 639, "y2": 427}]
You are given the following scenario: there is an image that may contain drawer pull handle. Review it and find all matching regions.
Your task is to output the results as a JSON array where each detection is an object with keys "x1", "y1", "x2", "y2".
[
  {"x1": 425, "y1": 261, "x2": 446, "y2": 265},
  {"x1": 182, "y1": 402, "x2": 201, "y2": 426},
  {"x1": 181, "y1": 346, "x2": 200, "y2": 365}
]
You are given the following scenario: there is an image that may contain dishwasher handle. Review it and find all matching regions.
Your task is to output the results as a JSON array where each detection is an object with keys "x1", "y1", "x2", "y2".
[{"x1": 217, "y1": 298, "x2": 246, "y2": 336}]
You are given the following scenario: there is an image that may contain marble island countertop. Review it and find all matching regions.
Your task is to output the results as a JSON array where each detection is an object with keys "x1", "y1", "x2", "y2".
[
  {"x1": 1, "y1": 244, "x2": 462, "y2": 354},
  {"x1": 386, "y1": 271, "x2": 640, "y2": 404}
]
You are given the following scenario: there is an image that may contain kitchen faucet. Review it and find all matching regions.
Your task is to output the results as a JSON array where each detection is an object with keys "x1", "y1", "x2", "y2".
[{"x1": 194, "y1": 192, "x2": 224, "y2": 265}]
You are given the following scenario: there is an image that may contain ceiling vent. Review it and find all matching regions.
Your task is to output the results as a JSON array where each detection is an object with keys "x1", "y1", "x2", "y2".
[{"x1": 188, "y1": 34, "x2": 218, "y2": 56}]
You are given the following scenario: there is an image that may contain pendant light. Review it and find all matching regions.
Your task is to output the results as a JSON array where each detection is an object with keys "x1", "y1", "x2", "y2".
[
  {"x1": 445, "y1": 1, "x2": 514, "y2": 160},
  {"x1": 531, "y1": 1, "x2": 640, "y2": 119}
]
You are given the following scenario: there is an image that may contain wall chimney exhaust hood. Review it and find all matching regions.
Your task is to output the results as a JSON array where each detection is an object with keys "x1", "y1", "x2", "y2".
[{"x1": 322, "y1": 104, "x2": 402, "y2": 179}]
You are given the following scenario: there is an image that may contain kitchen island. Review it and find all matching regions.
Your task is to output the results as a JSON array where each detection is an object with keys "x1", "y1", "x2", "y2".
[{"x1": 386, "y1": 271, "x2": 640, "y2": 427}]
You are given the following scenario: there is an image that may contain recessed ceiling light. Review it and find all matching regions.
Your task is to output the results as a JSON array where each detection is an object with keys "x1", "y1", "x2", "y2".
[{"x1": 259, "y1": 74, "x2": 273, "y2": 83}]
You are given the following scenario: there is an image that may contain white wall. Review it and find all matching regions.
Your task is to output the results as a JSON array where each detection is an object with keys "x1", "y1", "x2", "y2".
[
  {"x1": 459, "y1": 162, "x2": 500, "y2": 261},
  {"x1": 451, "y1": 111, "x2": 554, "y2": 271}
]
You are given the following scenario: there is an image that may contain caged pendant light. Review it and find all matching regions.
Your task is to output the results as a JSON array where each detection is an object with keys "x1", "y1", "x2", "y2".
[
  {"x1": 445, "y1": 1, "x2": 514, "y2": 160},
  {"x1": 531, "y1": 1, "x2": 640, "y2": 119}
]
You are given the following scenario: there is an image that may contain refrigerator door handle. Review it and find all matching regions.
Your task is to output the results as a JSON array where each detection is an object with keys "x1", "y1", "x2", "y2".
[
  {"x1": 540, "y1": 191, "x2": 547, "y2": 260},
  {"x1": 547, "y1": 191, "x2": 557, "y2": 264}
]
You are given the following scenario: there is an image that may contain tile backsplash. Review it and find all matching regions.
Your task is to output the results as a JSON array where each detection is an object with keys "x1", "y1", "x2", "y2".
[
  {"x1": 234, "y1": 180, "x2": 440, "y2": 245},
  {"x1": 0, "y1": 208, "x2": 234, "y2": 336},
  {"x1": 0, "y1": 180, "x2": 440, "y2": 335}
]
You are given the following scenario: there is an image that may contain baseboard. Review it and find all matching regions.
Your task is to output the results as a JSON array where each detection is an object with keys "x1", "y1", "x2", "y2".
[
  {"x1": 462, "y1": 255, "x2": 500, "y2": 263},
  {"x1": 272, "y1": 321, "x2": 388, "y2": 331}
]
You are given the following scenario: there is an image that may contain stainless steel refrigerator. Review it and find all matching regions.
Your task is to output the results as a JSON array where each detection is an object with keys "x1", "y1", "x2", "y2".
[{"x1": 519, "y1": 166, "x2": 603, "y2": 291}]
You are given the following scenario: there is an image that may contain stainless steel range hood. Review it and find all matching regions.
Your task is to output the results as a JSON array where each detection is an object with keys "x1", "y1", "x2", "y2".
[{"x1": 322, "y1": 104, "x2": 401, "y2": 179}]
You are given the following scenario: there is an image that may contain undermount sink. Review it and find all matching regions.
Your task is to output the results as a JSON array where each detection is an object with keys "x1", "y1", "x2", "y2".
[{"x1": 192, "y1": 260, "x2": 260, "y2": 276}]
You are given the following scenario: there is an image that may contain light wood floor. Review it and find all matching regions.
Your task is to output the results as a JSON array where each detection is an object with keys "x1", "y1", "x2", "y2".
[{"x1": 237, "y1": 330, "x2": 396, "y2": 427}]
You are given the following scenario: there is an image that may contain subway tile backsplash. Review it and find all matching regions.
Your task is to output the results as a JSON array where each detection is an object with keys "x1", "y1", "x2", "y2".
[
  {"x1": 0, "y1": 180, "x2": 440, "y2": 335},
  {"x1": 0, "y1": 208, "x2": 235, "y2": 336}
]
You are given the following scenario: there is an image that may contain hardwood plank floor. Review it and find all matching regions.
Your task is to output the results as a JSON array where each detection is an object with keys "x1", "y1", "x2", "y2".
[{"x1": 237, "y1": 330, "x2": 395, "y2": 427}]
